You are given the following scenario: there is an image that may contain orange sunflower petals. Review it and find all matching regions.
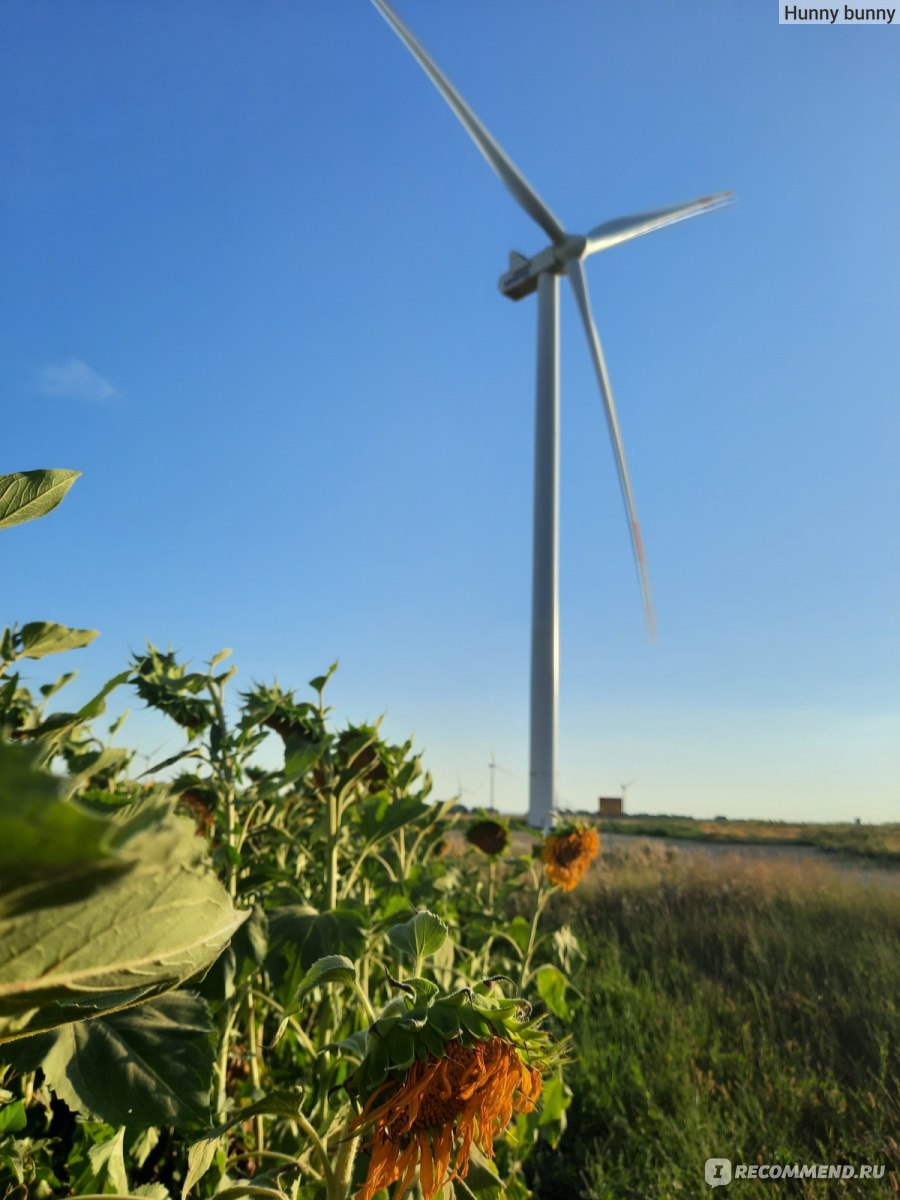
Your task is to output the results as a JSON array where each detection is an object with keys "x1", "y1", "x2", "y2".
[
  {"x1": 541, "y1": 826, "x2": 600, "y2": 890},
  {"x1": 394, "y1": 1138, "x2": 420, "y2": 1199},
  {"x1": 355, "y1": 1037, "x2": 542, "y2": 1199}
]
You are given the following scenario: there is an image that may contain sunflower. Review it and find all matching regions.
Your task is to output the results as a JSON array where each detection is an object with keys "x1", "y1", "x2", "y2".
[
  {"x1": 353, "y1": 1035, "x2": 542, "y2": 1200},
  {"x1": 540, "y1": 825, "x2": 600, "y2": 891},
  {"x1": 465, "y1": 817, "x2": 509, "y2": 857}
]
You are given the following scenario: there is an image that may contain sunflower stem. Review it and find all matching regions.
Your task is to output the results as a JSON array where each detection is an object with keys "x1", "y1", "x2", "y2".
[
  {"x1": 329, "y1": 1124, "x2": 360, "y2": 1200},
  {"x1": 208, "y1": 676, "x2": 239, "y2": 899},
  {"x1": 519, "y1": 875, "x2": 549, "y2": 990},
  {"x1": 215, "y1": 994, "x2": 242, "y2": 1117},
  {"x1": 397, "y1": 826, "x2": 408, "y2": 879},
  {"x1": 352, "y1": 978, "x2": 377, "y2": 1025},
  {"x1": 292, "y1": 1107, "x2": 336, "y2": 1193},
  {"x1": 246, "y1": 989, "x2": 265, "y2": 1158},
  {"x1": 326, "y1": 790, "x2": 339, "y2": 911}
]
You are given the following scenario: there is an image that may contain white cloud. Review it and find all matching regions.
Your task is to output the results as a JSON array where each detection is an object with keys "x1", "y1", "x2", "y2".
[{"x1": 36, "y1": 357, "x2": 119, "y2": 402}]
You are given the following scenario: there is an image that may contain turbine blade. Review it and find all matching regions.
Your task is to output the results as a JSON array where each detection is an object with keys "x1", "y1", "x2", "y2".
[
  {"x1": 566, "y1": 258, "x2": 656, "y2": 637},
  {"x1": 370, "y1": 0, "x2": 568, "y2": 246},
  {"x1": 584, "y1": 191, "x2": 734, "y2": 257}
]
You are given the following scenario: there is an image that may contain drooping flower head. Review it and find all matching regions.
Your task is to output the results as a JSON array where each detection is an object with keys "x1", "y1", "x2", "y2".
[
  {"x1": 354, "y1": 1035, "x2": 540, "y2": 1199},
  {"x1": 541, "y1": 824, "x2": 600, "y2": 891},
  {"x1": 344, "y1": 983, "x2": 555, "y2": 1200},
  {"x1": 465, "y1": 817, "x2": 510, "y2": 857}
]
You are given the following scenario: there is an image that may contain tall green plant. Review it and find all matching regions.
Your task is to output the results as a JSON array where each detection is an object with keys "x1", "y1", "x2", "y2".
[{"x1": 1, "y1": 634, "x2": 580, "y2": 1200}]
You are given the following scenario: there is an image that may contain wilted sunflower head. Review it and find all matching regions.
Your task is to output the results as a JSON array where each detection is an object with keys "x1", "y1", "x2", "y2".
[
  {"x1": 541, "y1": 823, "x2": 600, "y2": 891},
  {"x1": 465, "y1": 817, "x2": 509, "y2": 857},
  {"x1": 342, "y1": 981, "x2": 556, "y2": 1200}
]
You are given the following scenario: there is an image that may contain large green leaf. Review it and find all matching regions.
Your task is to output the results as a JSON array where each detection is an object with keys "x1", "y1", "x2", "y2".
[
  {"x1": 196, "y1": 905, "x2": 268, "y2": 1008},
  {"x1": 357, "y1": 792, "x2": 430, "y2": 843},
  {"x1": 182, "y1": 1090, "x2": 304, "y2": 1198},
  {"x1": 295, "y1": 954, "x2": 356, "y2": 998},
  {"x1": 388, "y1": 910, "x2": 448, "y2": 960},
  {"x1": 267, "y1": 906, "x2": 367, "y2": 972},
  {"x1": 534, "y1": 963, "x2": 571, "y2": 1020},
  {"x1": 0, "y1": 1099, "x2": 26, "y2": 1133},
  {"x1": 75, "y1": 1126, "x2": 129, "y2": 1195},
  {"x1": 15, "y1": 621, "x2": 98, "y2": 660},
  {"x1": 536, "y1": 1070, "x2": 572, "y2": 1145},
  {"x1": 0, "y1": 852, "x2": 246, "y2": 1041},
  {"x1": 0, "y1": 739, "x2": 110, "y2": 873},
  {"x1": 17, "y1": 670, "x2": 130, "y2": 747},
  {"x1": 282, "y1": 731, "x2": 330, "y2": 780},
  {"x1": 501, "y1": 915, "x2": 532, "y2": 957},
  {"x1": 1, "y1": 993, "x2": 214, "y2": 1129},
  {"x1": 0, "y1": 469, "x2": 80, "y2": 530},
  {"x1": 0, "y1": 746, "x2": 247, "y2": 1042}
]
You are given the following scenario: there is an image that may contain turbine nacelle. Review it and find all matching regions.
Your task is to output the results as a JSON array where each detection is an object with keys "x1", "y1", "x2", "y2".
[{"x1": 499, "y1": 235, "x2": 587, "y2": 301}]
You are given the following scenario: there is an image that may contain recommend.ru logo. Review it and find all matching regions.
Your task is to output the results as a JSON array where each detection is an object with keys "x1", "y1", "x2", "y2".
[
  {"x1": 704, "y1": 1157, "x2": 885, "y2": 1185},
  {"x1": 705, "y1": 1159, "x2": 733, "y2": 1187}
]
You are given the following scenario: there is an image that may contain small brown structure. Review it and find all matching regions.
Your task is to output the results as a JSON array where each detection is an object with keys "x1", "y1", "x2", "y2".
[{"x1": 598, "y1": 796, "x2": 623, "y2": 817}]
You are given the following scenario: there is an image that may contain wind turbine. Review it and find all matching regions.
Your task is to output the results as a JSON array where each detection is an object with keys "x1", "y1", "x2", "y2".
[
  {"x1": 454, "y1": 773, "x2": 474, "y2": 807},
  {"x1": 370, "y1": 0, "x2": 732, "y2": 830},
  {"x1": 487, "y1": 749, "x2": 510, "y2": 812}
]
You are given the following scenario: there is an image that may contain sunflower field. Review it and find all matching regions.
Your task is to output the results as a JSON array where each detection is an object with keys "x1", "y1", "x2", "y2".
[
  {"x1": 3, "y1": 472, "x2": 898, "y2": 1200},
  {"x1": 0, "y1": 476, "x2": 590, "y2": 1200}
]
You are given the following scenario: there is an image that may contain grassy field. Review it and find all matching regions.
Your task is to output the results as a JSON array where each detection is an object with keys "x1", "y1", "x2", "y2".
[
  {"x1": 593, "y1": 815, "x2": 900, "y2": 865},
  {"x1": 527, "y1": 844, "x2": 900, "y2": 1198}
]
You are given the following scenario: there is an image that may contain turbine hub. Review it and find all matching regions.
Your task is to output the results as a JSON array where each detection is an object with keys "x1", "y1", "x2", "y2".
[
  {"x1": 498, "y1": 233, "x2": 587, "y2": 301},
  {"x1": 553, "y1": 234, "x2": 587, "y2": 268}
]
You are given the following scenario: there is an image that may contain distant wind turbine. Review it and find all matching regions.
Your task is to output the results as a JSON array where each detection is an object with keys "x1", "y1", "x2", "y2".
[
  {"x1": 487, "y1": 749, "x2": 510, "y2": 811},
  {"x1": 371, "y1": 0, "x2": 732, "y2": 829},
  {"x1": 454, "y1": 773, "x2": 473, "y2": 805}
]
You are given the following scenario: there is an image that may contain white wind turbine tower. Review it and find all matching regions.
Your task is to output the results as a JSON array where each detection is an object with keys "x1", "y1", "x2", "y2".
[{"x1": 371, "y1": 0, "x2": 732, "y2": 830}]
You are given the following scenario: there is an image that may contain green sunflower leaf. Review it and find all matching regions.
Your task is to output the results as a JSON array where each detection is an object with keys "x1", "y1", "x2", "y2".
[
  {"x1": 0, "y1": 469, "x2": 80, "y2": 530},
  {"x1": 296, "y1": 954, "x2": 357, "y2": 997},
  {"x1": 388, "y1": 910, "x2": 448, "y2": 960},
  {"x1": 534, "y1": 963, "x2": 571, "y2": 1020},
  {"x1": 14, "y1": 621, "x2": 98, "y2": 660},
  {"x1": 404, "y1": 977, "x2": 440, "y2": 1005}
]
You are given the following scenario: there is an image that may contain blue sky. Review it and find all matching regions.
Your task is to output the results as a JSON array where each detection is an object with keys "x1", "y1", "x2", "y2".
[{"x1": 2, "y1": 1, "x2": 897, "y2": 821}]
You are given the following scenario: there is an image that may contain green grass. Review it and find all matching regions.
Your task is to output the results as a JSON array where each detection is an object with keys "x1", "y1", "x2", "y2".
[
  {"x1": 595, "y1": 815, "x2": 900, "y2": 865},
  {"x1": 527, "y1": 848, "x2": 900, "y2": 1198}
]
